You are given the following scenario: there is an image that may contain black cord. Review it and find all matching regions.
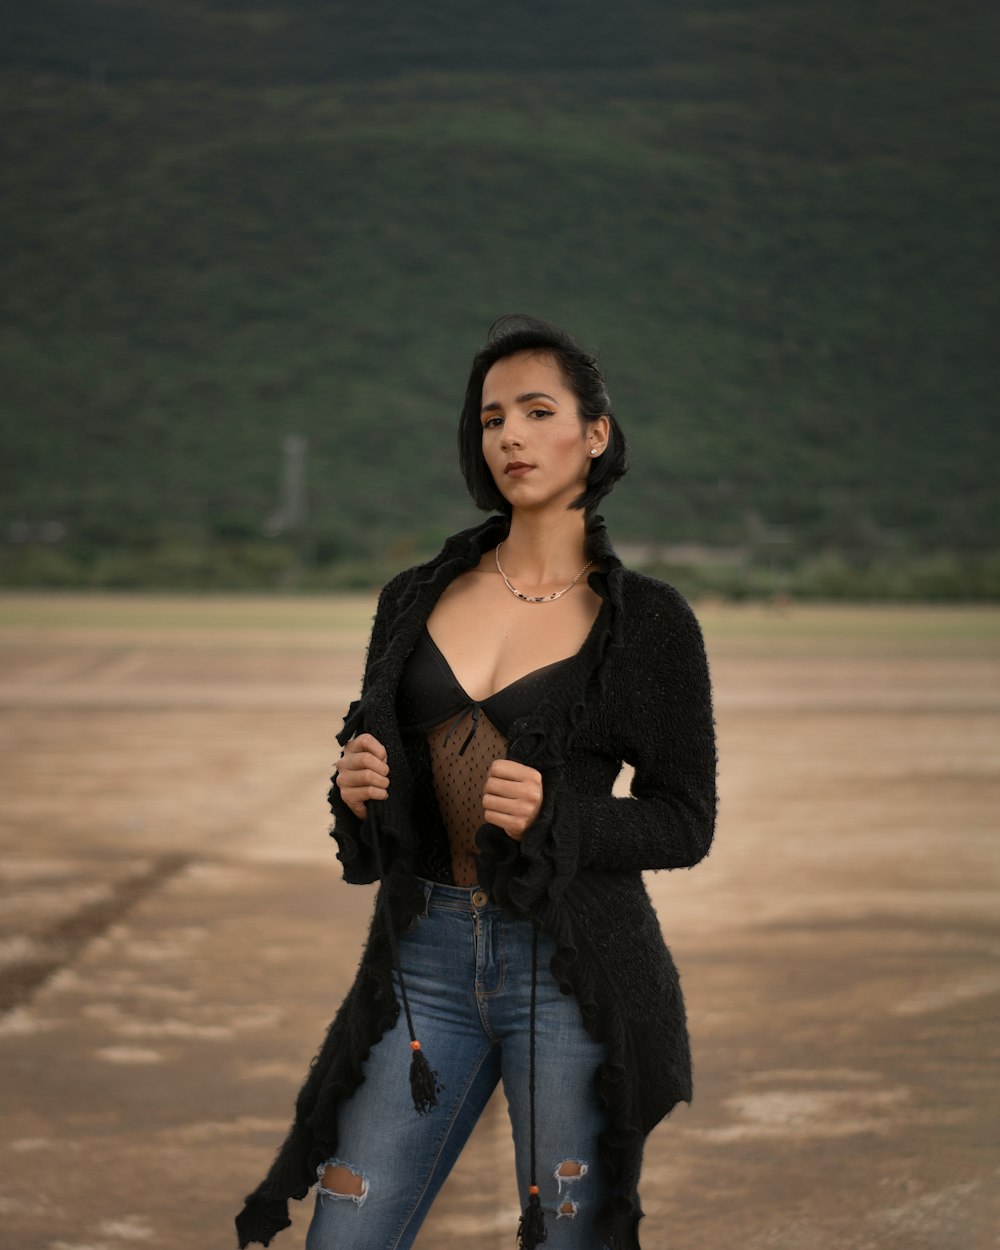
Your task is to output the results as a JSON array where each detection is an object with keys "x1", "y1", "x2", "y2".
[
  {"x1": 517, "y1": 919, "x2": 547, "y2": 1247},
  {"x1": 369, "y1": 806, "x2": 439, "y2": 1113},
  {"x1": 529, "y1": 919, "x2": 539, "y2": 1187}
]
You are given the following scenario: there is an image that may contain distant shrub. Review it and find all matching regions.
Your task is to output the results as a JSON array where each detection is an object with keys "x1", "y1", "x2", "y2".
[{"x1": 2, "y1": 539, "x2": 998, "y2": 601}]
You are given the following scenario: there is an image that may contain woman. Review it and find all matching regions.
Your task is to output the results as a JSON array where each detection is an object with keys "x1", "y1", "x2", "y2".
[{"x1": 236, "y1": 315, "x2": 717, "y2": 1250}]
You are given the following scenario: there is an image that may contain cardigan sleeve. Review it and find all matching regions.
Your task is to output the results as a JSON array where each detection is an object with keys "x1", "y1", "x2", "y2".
[
  {"x1": 327, "y1": 572, "x2": 407, "y2": 878},
  {"x1": 569, "y1": 583, "x2": 717, "y2": 873}
]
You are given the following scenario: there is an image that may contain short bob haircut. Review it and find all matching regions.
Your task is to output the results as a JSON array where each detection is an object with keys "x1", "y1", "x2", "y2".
[{"x1": 458, "y1": 313, "x2": 629, "y2": 516}]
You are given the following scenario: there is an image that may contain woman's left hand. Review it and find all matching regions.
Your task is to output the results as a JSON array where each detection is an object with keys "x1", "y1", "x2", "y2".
[{"x1": 482, "y1": 760, "x2": 543, "y2": 841}]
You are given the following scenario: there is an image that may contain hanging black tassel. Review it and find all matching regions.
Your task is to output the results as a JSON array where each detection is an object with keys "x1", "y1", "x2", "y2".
[
  {"x1": 516, "y1": 922, "x2": 548, "y2": 1247},
  {"x1": 517, "y1": 921, "x2": 547, "y2": 1246},
  {"x1": 517, "y1": 1187, "x2": 547, "y2": 1248},
  {"x1": 408, "y1": 1039, "x2": 440, "y2": 1114},
  {"x1": 368, "y1": 810, "x2": 443, "y2": 1116}
]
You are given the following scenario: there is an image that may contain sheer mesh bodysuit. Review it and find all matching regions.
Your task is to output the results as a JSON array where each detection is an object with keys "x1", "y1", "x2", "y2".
[{"x1": 397, "y1": 628, "x2": 574, "y2": 886}]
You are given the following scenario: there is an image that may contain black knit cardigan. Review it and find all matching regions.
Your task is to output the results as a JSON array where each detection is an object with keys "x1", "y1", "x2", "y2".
[{"x1": 235, "y1": 514, "x2": 717, "y2": 1250}]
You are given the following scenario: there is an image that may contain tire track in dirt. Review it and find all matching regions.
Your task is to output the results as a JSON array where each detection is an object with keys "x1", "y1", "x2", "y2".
[{"x1": 0, "y1": 852, "x2": 191, "y2": 1012}]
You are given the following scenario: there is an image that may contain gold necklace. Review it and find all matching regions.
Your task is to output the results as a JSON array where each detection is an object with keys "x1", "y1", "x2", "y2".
[{"x1": 494, "y1": 542, "x2": 593, "y2": 603}]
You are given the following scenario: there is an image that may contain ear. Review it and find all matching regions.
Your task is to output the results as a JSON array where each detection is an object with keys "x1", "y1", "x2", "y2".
[{"x1": 588, "y1": 415, "x2": 611, "y2": 456}]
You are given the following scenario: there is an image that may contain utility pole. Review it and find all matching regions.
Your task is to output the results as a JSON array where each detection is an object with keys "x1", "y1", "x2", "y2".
[{"x1": 264, "y1": 434, "x2": 308, "y2": 539}]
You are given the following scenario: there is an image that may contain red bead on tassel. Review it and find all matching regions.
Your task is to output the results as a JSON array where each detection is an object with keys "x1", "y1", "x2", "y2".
[
  {"x1": 517, "y1": 1184, "x2": 547, "y2": 1248},
  {"x1": 408, "y1": 1039, "x2": 441, "y2": 1114}
]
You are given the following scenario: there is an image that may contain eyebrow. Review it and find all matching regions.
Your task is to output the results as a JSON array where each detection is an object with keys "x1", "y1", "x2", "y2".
[{"x1": 480, "y1": 391, "x2": 558, "y2": 414}]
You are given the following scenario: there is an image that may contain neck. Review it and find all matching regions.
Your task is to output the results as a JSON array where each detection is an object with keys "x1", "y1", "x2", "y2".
[{"x1": 499, "y1": 508, "x2": 590, "y2": 586}]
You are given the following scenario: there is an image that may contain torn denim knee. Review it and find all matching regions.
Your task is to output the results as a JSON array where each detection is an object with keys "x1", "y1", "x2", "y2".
[
  {"x1": 316, "y1": 1158, "x2": 370, "y2": 1208},
  {"x1": 554, "y1": 1159, "x2": 588, "y2": 1218}
]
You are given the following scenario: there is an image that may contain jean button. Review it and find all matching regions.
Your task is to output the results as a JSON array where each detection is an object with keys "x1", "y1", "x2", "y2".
[{"x1": 471, "y1": 889, "x2": 488, "y2": 909}]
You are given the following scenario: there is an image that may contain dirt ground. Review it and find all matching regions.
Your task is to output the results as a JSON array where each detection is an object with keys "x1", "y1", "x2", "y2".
[{"x1": 0, "y1": 593, "x2": 997, "y2": 1250}]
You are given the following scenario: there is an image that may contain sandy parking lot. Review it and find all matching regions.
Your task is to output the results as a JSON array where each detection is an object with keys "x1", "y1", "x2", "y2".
[{"x1": 0, "y1": 594, "x2": 997, "y2": 1250}]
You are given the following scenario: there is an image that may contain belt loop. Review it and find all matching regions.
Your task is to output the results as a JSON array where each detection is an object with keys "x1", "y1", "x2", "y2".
[{"x1": 420, "y1": 878, "x2": 433, "y2": 918}]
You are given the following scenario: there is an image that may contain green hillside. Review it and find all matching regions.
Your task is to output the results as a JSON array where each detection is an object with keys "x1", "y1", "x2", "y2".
[{"x1": 2, "y1": 1, "x2": 998, "y2": 595}]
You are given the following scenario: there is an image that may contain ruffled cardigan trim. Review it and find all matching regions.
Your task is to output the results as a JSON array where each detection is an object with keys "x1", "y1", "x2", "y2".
[{"x1": 236, "y1": 514, "x2": 704, "y2": 1250}]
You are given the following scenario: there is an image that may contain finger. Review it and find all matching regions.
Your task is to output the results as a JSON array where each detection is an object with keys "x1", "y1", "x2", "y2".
[
  {"x1": 337, "y1": 768, "x2": 389, "y2": 794},
  {"x1": 340, "y1": 778, "x2": 389, "y2": 815},
  {"x1": 487, "y1": 759, "x2": 540, "y2": 783},
  {"x1": 483, "y1": 800, "x2": 517, "y2": 823},
  {"x1": 483, "y1": 808, "x2": 527, "y2": 839},
  {"x1": 483, "y1": 777, "x2": 538, "y2": 802},
  {"x1": 345, "y1": 784, "x2": 388, "y2": 802},
  {"x1": 481, "y1": 792, "x2": 527, "y2": 815},
  {"x1": 350, "y1": 733, "x2": 388, "y2": 762},
  {"x1": 481, "y1": 795, "x2": 541, "y2": 833},
  {"x1": 338, "y1": 751, "x2": 389, "y2": 779}
]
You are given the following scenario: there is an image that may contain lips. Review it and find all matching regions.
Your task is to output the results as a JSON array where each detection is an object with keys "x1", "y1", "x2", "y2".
[{"x1": 504, "y1": 461, "x2": 534, "y2": 477}]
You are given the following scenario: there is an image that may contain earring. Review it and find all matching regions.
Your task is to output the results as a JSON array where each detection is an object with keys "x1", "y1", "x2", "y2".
[{"x1": 590, "y1": 447, "x2": 599, "y2": 456}]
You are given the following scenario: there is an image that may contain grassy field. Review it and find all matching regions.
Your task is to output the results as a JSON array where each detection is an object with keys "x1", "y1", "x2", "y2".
[
  {"x1": 0, "y1": 590, "x2": 379, "y2": 635},
  {"x1": 2, "y1": 589, "x2": 999, "y2": 648}
]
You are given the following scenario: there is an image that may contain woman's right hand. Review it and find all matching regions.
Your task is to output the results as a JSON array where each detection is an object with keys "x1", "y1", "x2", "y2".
[{"x1": 334, "y1": 733, "x2": 390, "y2": 819}]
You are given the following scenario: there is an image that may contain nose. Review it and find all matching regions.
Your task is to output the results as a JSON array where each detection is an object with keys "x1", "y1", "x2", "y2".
[{"x1": 500, "y1": 415, "x2": 525, "y2": 450}]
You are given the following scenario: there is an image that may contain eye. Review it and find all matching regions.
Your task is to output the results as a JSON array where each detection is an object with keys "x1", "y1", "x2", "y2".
[
  {"x1": 528, "y1": 408, "x2": 554, "y2": 419},
  {"x1": 482, "y1": 415, "x2": 503, "y2": 430}
]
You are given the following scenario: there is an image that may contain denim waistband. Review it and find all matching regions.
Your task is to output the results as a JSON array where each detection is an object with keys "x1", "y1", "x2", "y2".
[{"x1": 416, "y1": 876, "x2": 502, "y2": 913}]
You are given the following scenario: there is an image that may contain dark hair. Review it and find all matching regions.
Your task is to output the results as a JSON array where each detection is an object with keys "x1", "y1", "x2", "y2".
[{"x1": 458, "y1": 313, "x2": 629, "y2": 515}]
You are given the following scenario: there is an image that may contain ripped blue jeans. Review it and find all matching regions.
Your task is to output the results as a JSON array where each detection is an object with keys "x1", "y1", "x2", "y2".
[{"x1": 305, "y1": 879, "x2": 611, "y2": 1250}]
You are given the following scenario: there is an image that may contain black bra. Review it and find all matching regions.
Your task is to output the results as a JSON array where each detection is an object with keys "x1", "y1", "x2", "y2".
[{"x1": 397, "y1": 627, "x2": 574, "y2": 751}]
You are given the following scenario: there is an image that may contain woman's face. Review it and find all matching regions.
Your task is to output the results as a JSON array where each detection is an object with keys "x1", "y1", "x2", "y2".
[{"x1": 480, "y1": 351, "x2": 607, "y2": 514}]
